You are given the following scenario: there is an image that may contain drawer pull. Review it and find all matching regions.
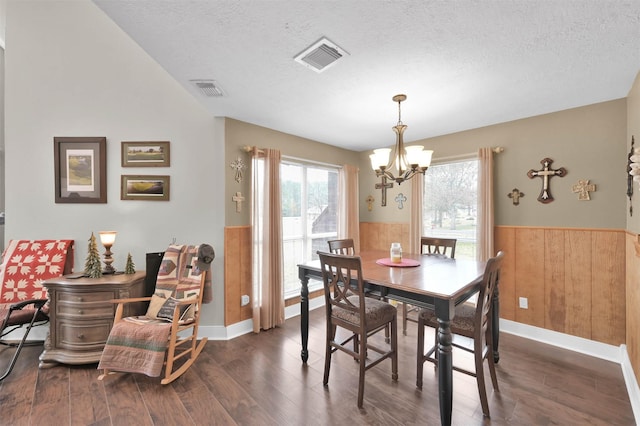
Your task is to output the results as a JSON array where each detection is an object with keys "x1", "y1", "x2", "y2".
[
  {"x1": 77, "y1": 334, "x2": 84, "y2": 339},
  {"x1": 78, "y1": 310, "x2": 83, "y2": 314},
  {"x1": 77, "y1": 297, "x2": 84, "y2": 302}
]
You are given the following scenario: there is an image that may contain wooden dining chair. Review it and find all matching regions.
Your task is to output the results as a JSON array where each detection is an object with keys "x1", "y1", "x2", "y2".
[
  {"x1": 402, "y1": 237, "x2": 458, "y2": 335},
  {"x1": 318, "y1": 251, "x2": 398, "y2": 408},
  {"x1": 416, "y1": 251, "x2": 504, "y2": 418},
  {"x1": 327, "y1": 238, "x2": 355, "y2": 255}
]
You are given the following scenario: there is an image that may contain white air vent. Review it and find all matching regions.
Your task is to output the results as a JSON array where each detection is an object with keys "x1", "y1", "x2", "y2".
[
  {"x1": 190, "y1": 80, "x2": 224, "y2": 97},
  {"x1": 294, "y1": 37, "x2": 348, "y2": 73}
]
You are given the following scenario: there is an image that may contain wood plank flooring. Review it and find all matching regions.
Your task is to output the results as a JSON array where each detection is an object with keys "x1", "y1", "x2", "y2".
[{"x1": 0, "y1": 308, "x2": 635, "y2": 425}]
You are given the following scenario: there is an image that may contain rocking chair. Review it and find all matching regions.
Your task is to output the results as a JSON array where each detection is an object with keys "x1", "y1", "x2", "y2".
[{"x1": 98, "y1": 244, "x2": 213, "y2": 384}]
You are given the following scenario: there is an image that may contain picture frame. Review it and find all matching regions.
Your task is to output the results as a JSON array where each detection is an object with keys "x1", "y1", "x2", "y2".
[
  {"x1": 54, "y1": 137, "x2": 107, "y2": 203},
  {"x1": 121, "y1": 175, "x2": 170, "y2": 201},
  {"x1": 121, "y1": 141, "x2": 170, "y2": 167}
]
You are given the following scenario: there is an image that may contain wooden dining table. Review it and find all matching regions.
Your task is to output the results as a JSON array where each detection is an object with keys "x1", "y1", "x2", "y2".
[{"x1": 297, "y1": 249, "x2": 499, "y2": 426}]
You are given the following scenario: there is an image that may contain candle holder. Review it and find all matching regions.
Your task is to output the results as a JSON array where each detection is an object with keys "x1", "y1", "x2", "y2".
[{"x1": 99, "y1": 231, "x2": 117, "y2": 274}]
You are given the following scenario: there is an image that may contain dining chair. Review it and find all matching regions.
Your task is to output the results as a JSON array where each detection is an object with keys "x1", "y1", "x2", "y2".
[
  {"x1": 416, "y1": 251, "x2": 504, "y2": 418},
  {"x1": 327, "y1": 238, "x2": 355, "y2": 255},
  {"x1": 402, "y1": 237, "x2": 458, "y2": 335},
  {"x1": 318, "y1": 251, "x2": 398, "y2": 408}
]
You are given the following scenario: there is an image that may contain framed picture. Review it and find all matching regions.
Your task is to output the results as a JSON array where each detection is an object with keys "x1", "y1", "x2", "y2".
[
  {"x1": 121, "y1": 175, "x2": 170, "y2": 201},
  {"x1": 121, "y1": 141, "x2": 170, "y2": 167},
  {"x1": 54, "y1": 137, "x2": 107, "y2": 203}
]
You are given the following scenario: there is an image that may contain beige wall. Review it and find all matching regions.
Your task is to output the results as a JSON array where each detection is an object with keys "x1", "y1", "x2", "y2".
[
  {"x1": 224, "y1": 118, "x2": 361, "y2": 226},
  {"x1": 360, "y1": 99, "x2": 627, "y2": 229}
]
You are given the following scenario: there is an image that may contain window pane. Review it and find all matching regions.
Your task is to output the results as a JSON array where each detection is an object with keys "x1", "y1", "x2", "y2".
[
  {"x1": 423, "y1": 159, "x2": 478, "y2": 260},
  {"x1": 281, "y1": 163, "x2": 338, "y2": 297}
]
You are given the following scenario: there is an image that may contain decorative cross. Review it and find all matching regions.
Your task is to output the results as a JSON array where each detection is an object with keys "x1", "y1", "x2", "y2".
[
  {"x1": 527, "y1": 157, "x2": 567, "y2": 203},
  {"x1": 507, "y1": 188, "x2": 525, "y2": 205},
  {"x1": 229, "y1": 157, "x2": 247, "y2": 183},
  {"x1": 375, "y1": 176, "x2": 394, "y2": 206},
  {"x1": 628, "y1": 136, "x2": 635, "y2": 216},
  {"x1": 232, "y1": 191, "x2": 245, "y2": 212},
  {"x1": 365, "y1": 195, "x2": 375, "y2": 211},
  {"x1": 572, "y1": 179, "x2": 596, "y2": 201},
  {"x1": 395, "y1": 193, "x2": 407, "y2": 209}
]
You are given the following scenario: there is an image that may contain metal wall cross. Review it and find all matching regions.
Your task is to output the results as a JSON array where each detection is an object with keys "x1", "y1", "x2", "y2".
[
  {"x1": 375, "y1": 176, "x2": 394, "y2": 206},
  {"x1": 395, "y1": 193, "x2": 407, "y2": 209},
  {"x1": 527, "y1": 157, "x2": 567, "y2": 203}
]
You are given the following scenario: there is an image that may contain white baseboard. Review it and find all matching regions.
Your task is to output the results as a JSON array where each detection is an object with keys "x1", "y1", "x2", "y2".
[
  {"x1": 621, "y1": 344, "x2": 640, "y2": 422},
  {"x1": 500, "y1": 319, "x2": 621, "y2": 362}
]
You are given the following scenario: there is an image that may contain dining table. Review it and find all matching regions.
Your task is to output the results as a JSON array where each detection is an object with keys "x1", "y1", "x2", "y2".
[{"x1": 297, "y1": 249, "x2": 499, "y2": 426}]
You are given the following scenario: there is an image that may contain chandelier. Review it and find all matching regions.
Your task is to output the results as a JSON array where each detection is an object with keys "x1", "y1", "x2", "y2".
[{"x1": 369, "y1": 94, "x2": 433, "y2": 185}]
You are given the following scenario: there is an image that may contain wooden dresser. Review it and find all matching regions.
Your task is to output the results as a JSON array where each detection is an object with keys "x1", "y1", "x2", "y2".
[{"x1": 39, "y1": 271, "x2": 146, "y2": 367}]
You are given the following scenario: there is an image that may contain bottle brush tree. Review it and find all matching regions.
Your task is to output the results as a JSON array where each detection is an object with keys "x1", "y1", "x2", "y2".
[
  {"x1": 124, "y1": 252, "x2": 136, "y2": 274},
  {"x1": 84, "y1": 232, "x2": 103, "y2": 278}
]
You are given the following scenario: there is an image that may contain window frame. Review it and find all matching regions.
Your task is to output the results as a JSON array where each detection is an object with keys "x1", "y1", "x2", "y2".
[{"x1": 280, "y1": 157, "x2": 340, "y2": 299}]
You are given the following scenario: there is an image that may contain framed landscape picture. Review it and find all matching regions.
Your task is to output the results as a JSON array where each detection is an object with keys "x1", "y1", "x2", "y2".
[
  {"x1": 54, "y1": 137, "x2": 107, "y2": 203},
  {"x1": 121, "y1": 175, "x2": 170, "y2": 201},
  {"x1": 121, "y1": 141, "x2": 170, "y2": 167}
]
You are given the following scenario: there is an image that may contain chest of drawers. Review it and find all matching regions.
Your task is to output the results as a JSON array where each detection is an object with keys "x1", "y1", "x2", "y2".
[{"x1": 39, "y1": 271, "x2": 146, "y2": 367}]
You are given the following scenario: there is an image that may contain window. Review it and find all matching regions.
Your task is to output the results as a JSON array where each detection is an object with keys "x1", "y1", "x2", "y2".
[
  {"x1": 281, "y1": 161, "x2": 338, "y2": 298},
  {"x1": 422, "y1": 158, "x2": 478, "y2": 260}
]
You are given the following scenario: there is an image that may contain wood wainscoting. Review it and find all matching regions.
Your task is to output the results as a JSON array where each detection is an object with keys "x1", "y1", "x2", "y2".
[
  {"x1": 224, "y1": 226, "x2": 252, "y2": 326},
  {"x1": 224, "y1": 224, "x2": 627, "y2": 347},
  {"x1": 626, "y1": 231, "x2": 640, "y2": 387},
  {"x1": 495, "y1": 226, "x2": 625, "y2": 346},
  {"x1": 359, "y1": 223, "x2": 626, "y2": 346},
  {"x1": 359, "y1": 222, "x2": 410, "y2": 252}
]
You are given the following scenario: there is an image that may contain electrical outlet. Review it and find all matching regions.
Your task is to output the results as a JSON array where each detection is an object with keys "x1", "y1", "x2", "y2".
[
  {"x1": 518, "y1": 297, "x2": 528, "y2": 309},
  {"x1": 241, "y1": 295, "x2": 250, "y2": 306}
]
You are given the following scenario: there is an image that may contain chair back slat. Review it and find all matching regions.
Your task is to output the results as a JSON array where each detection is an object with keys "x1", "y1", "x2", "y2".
[
  {"x1": 420, "y1": 237, "x2": 457, "y2": 258},
  {"x1": 327, "y1": 239, "x2": 355, "y2": 256},
  {"x1": 475, "y1": 251, "x2": 504, "y2": 339},
  {"x1": 318, "y1": 251, "x2": 365, "y2": 319}
]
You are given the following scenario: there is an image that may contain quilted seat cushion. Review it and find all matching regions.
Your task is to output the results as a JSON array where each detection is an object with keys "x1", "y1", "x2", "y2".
[
  {"x1": 332, "y1": 295, "x2": 396, "y2": 328},
  {"x1": 419, "y1": 302, "x2": 476, "y2": 337}
]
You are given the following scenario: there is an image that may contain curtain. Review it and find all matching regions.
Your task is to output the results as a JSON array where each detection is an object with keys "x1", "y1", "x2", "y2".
[
  {"x1": 477, "y1": 147, "x2": 494, "y2": 261},
  {"x1": 338, "y1": 164, "x2": 360, "y2": 253},
  {"x1": 251, "y1": 147, "x2": 284, "y2": 333},
  {"x1": 409, "y1": 175, "x2": 423, "y2": 254}
]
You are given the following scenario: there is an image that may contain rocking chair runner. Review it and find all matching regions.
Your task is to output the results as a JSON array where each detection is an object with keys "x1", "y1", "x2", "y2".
[
  {"x1": 98, "y1": 244, "x2": 213, "y2": 384},
  {"x1": 0, "y1": 239, "x2": 74, "y2": 381}
]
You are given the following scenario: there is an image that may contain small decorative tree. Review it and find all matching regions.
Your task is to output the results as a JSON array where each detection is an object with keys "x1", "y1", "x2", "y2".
[
  {"x1": 124, "y1": 252, "x2": 136, "y2": 274},
  {"x1": 84, "y1": 232, "x2": 103, "y2": 278}
]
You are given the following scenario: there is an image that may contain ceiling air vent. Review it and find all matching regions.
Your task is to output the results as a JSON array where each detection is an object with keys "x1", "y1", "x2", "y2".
[
  {"x1": 190, "y1": 80, "x2": 225, "y2": 97},
  {"x1": 294, "y1": 37, "x2": 348, "y2": 73}
]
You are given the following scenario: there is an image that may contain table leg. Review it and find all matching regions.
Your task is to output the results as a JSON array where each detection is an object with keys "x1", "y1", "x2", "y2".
[
  {"x1": 492, "y1": 282, "x2": 500, "y2": 363},
  {"x1": 437, "y1": 317, "x2": 453, "y2": 426},
  {"x1": 300, "y1": 274, "x2": 309, "y2": 363}
]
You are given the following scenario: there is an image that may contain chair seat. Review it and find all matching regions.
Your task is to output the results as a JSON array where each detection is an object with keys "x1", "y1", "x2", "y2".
[
  {"x1": 333, "y1": 295, "x2": 397, "y2": 328},
  {"x1": 419, "y1": 302, "x2": 476, "y2": 337}
]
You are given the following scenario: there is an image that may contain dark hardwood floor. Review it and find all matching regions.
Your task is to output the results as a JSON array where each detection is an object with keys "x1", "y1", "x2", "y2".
[{"x1": 0, "y1": 308, "x2": 635, "y2": 425}]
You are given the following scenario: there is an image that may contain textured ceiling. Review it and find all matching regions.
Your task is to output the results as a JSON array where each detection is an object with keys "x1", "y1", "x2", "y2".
[{"x1": 93, "y1": 1, "x2": 640, "y2": 152}]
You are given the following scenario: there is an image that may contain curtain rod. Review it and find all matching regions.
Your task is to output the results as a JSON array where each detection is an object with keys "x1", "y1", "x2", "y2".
[
  {"x1": 242, "y1": 145, "x2": 339, "y2": 168},
  {"x1": 432, "y1": 146, "x2": 504, "y2": 163}
]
